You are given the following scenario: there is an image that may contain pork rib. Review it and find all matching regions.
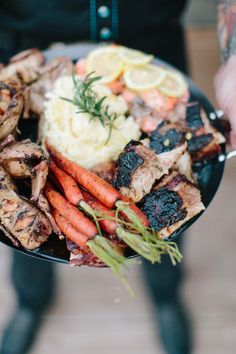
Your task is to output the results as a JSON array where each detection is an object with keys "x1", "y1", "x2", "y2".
[{"x1": 139, "y1": 171, "x2": 205, "y2": 239}]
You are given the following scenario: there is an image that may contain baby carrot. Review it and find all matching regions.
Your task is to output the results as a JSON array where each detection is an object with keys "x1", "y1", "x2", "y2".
[
  {"x1": 47, "y1": 143, "x2": 149, "y2": 226},
  {"x1": 49, "y1": 161, "x2": 83, "y2": 206},
  {"x1": 44, "y1": 183, "x2": 97, "y2": 238},
  {"x1": 47, "y1": 143, "x2": 120, "y2": 208},
  {"x1": 81, "y1": 190, "x2": 118, "y2": 236},
  {"x1": 53, "y1": 209, "x2": 89, "y2": 249}
]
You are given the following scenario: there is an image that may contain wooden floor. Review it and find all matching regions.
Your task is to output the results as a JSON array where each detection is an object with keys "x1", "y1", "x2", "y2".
[{"x1": 1, "y1": 28, "x2": 236, "y2": 354}]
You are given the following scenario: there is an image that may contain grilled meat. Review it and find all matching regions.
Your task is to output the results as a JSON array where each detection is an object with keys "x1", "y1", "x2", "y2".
[
  {"x1": 0, "y1": 49, "x2": 45, "y2": 84},
  {"x1": 30, "y1": 56, "x2": 72, "y2": 116},
  {"x1": 0, "y1": 140, "x2": 49, "y2": 201},
  {"x1": 37, "y1": 193, "x2": 62, "y2": 238},
  {"x1": 149, "y1": 122, "x2": 187, "y2": 172},
  {"x1": 0, "y1": 166, "x2": 52, "y2": 249},
  {"x1": 114, "y1": 141, "x2": 164, "y2": 202},
  {"x1": 139, "y1": 171, "x2": 205, "y2": 239},
  {"x1": 185, "y1": 102, "x2": 225, "y2": 161},
  {"x1": 174, "y1": 151, "x2": 194, "y2": 183},
  {"x1": 0, "y1": 81, "x2": 24, "y2": 140}
]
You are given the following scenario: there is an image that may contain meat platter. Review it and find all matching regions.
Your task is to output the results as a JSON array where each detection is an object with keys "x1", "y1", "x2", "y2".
[{"x1": 0, "y1": 43, "x2": 227, "y2": 291}]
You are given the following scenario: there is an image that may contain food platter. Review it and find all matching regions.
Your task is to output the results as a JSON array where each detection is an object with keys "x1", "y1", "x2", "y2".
[{"x1": 0, "y1": 43, "x2": 227, "y2": 265}]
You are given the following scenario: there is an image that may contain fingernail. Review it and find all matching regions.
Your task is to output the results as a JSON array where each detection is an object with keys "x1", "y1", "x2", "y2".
[{"x1": 230, "y1": 131, "x2": 236, "y2": 149}]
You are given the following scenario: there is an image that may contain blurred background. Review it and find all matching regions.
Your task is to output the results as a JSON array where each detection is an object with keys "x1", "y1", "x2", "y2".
[{"x1": 0, "y1": 0, "x2": 236, "y2": 353}]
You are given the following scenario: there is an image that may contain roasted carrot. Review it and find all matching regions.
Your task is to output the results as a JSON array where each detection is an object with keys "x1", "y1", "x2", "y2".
[
  {"x1": 81, "y1": 190, "x2": 118, "y2": 236},
  {"x1": 46, "y1": 143, "x2": 149, "y2": 226},
  {"x1": 53, "y1": 209, "x2": 89, "y2": 249},
  {"x1": 47, "y1": 143, "x2": 121, "y2": 208},
  {"x1": 44, "y1": 183, "x2": 97, "y2": 238},
  {"x1": 120, "y1": 195, "x2": 149, "y2": 227},
  {"x1": 49, "y1": 161, "x2": 83, "y2": 206}
]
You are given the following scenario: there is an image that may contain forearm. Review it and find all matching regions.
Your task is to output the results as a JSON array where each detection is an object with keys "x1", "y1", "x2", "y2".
[{"x1": 217, "y1": 0, "x2": 236, "y2": 62}]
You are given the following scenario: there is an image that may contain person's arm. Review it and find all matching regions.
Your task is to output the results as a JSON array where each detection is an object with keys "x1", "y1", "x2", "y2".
[{"x1": 214, "y1": 0, "x2": 236, "y2": 148}]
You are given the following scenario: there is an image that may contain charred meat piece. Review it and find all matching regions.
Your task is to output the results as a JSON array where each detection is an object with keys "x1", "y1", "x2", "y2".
[
  {"x1": 185, "y1": 103, "x2": 225, "y2": 161},
  {"x1": 0, "y1": 166, "x2": 52, "y2": 249},
  {"x1": 150, "y1": 122, "x2": 185, "y2": 154},
  {"x1": 114, "y1": 141, "x2": 164, "y2": 202},
  {"x1": 0, "y1": 49, "x2": 45, "y2": 84},
  {"x1": 149, "y1": 122, "x2": 187, "y2": 172},
  {"x1": 30, "y1": 56, "x2": 72, "y2": 116},
  {"x1": 0, "y1": 81, "x2": 24, "y2": 140},
  {"x1": 0, "y1": 140, "x2": 49, "y2": 201},
  {"x1": 186, "y1": 102, "x2": 204, "y2": 130},
  {"x1": 174, "y1": 151, "x2": 194, "y2": 183},
  {"x1": 139, "y1": 171, "x2": 205, "y2": 239}
]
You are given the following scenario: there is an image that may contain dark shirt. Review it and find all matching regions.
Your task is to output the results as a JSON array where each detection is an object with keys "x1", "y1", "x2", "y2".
[{"x1": 0, "y1": 0, "x2": 188, "y2": 70}]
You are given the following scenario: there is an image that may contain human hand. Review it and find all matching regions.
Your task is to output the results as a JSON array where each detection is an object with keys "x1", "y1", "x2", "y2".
[{"x1": 214, "y1": 54, "x2": 236, "y2": 148}]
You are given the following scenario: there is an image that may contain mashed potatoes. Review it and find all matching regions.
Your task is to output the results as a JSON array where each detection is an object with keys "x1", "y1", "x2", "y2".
[{"x1": 42, "y1": 76, "x2": 141, "y2": 169}]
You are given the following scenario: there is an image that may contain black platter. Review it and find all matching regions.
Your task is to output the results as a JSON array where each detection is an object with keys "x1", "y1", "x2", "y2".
[{"x1": 0, "y1": 44, "x2": 226, "y2": 264}]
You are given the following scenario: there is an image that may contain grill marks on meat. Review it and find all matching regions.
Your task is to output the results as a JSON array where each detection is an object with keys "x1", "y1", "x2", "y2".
[
  {"x1": 0, "y1": 166, "x2": 52, "y2": 249},
  {"x1": 114, "y1": 149, "x2": 144, "y2": 188},
  {"x1": 30, "y1": 56, "x2": 72, "y2": 116},
  {"x1": 139, "y1": 188, "x2": 187, "y2": 232},
  {"x1": 186, "y1": 103, "x2": 204, "y2": 130},
  {"x1": 184, "y1": 102, "x2": 224, "y2": 161},
  {"x1": 114, "y1": 141, "x2": 164, "y2": 202},
  {"x1": 148, "y1": 122, "x2": 188, "y2": 173},
  {"x1": 0, "y1": 49, "x2": 44, "y2": 84},
  {"x1": 188, "y1": 134, "x2": 213, "y2": 152},
  {"x1": 150, "y1": 122, "x2": 185, "y2": 154},
  {"x1": 139, "y1": 172, "x2": 205, "y2": 239},
  {"x1": 0, "y1": 140, "x2": 49, "y2": 201},
  {"x1": 0, "y1": 81, "x2": 24, "y2": 140}
]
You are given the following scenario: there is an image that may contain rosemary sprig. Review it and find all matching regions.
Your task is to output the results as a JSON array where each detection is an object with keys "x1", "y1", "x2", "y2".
[{"x1": 61, "y1": 72, "x2": 119, "y2": 144}]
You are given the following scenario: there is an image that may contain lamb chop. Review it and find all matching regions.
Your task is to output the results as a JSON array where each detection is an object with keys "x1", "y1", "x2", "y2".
[
  {"x1": 113, "y1": 140, "x2": 165, "y2": 202},
  {"x1": 0, "y1": 81, "x2": 24, "y2": 141},
  {"x1": 0, "y1": 140, "x2": 49, "y2": 201},
  {"x1": 0, "y1": 49, "x2": 45, "y2": 84},
  {"x1": 0, "y1": 166, "x2": 52, "y2": 249},
  {"x1": 139, "y1": 171, "x2": 205, "y2": 239}
]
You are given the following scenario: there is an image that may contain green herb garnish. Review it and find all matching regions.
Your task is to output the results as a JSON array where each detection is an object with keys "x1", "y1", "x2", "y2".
[{"x1": 61, "y1": 72, "x2": 119, "y2": 144}]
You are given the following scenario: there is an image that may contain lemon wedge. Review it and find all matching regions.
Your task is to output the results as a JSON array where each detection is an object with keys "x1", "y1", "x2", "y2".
[
  {"x1": 158, "y1": 70, "x2": 188, "y2": 97},
  {"x1": 118, "y1": 46, "x2": 153, "y2": 66},
  {"x1": 86, "y1": 47, "x2": 124, "y2": 84},
  {"x1": 123, "y1": 64, "x2": 166, "y2": 92}
]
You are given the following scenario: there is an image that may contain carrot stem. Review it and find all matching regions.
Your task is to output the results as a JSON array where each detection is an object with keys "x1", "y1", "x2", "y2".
[{"x1": 87, "y1": 236, "x2": 136, "y2": 297}]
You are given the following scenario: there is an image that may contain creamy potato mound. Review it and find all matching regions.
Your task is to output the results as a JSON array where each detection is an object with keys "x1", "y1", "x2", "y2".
[{"x1": 42, "y1": 75, "x2": 141, "y2": 169}]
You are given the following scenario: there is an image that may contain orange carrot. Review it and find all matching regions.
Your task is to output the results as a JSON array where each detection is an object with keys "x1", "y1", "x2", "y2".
[
  {"x1": 49, "y1": 161, "x2": 83, "y2": 206},
  {"x1": 81, "y1": 190, "x2": 118, "y2": 236},
  {"x1": 44, "y1": 183, "x2": 97, "y2": 238},
  {"x1": 47, "y1": 143, "x2": 121, "y2": 208},
  {"x1": 53, "y1": 209, "x2": 89, "y2": 249},
  {"x1": 46, "y1": 143, "x2": 149, "y2": 227},
  {"x1": 120, "y1": 195, "x2": 149, "y2": 227}
]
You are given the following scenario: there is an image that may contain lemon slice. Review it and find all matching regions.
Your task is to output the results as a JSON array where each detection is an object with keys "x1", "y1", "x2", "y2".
[
  {"x1": 123, "y1": 64, "x2": 166, "y2": 92},
  {"x1": 86, "y1": 47, "x2": 124, "y2": 84},
  {"x1": 158, "y1": 70, "x2": 188, "y2": 97},
  {"x1": 118, "y1": 46, "x2": 153, "y2": 66}
]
